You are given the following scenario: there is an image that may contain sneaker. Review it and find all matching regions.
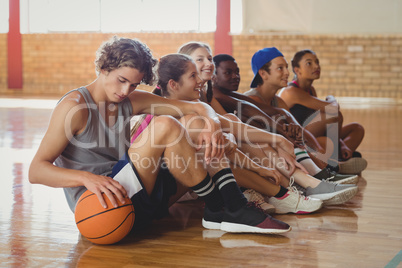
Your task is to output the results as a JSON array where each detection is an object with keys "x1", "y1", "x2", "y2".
[
  {"x1": 314, "y1": 168, "x2": 359, "y2": 185},
  {"x1": 305, "y1": 181, "x2": 358, "y2": 206},
  {"x1": 220, "y1": 203, "x2": 291, "y2": 234},
  {"x1": 202, "y1": 207, "x2": 224, "y2": 230},
  {"x1": 242, "y1": 189, "x2": 276, "y2": 214},
  {"x1": 338, "y1": 157, "x2": 367, "y2": 175},
  {"x1": 268, "y1": 181, "x2": 323, "y2": 214}
]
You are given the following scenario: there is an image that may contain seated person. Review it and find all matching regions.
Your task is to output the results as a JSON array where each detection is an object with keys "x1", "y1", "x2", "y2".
[
  {"x1": 28, "y1": 36, "x2": 291, "y2": 235},
  {"x1": 212, "y1": 53, "x2": 357, "y2": 182},
  {"x1": 278, "y1": 49, "x2": 366, "y2": 174},
  {"x1": 153, "y1": 52, "x2": 359, "y2": 209}
]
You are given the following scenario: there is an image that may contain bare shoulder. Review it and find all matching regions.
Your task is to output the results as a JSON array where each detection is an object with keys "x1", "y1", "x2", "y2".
[
  {"x1": 53, "y1": 91, "x2": 88, "y2": 133},
  {"x1": 278, "y1": 85, "x2": 298, "y2": 98},
  {"x1": 275, "y1": 95, "x2": 290, "y2": 110}
]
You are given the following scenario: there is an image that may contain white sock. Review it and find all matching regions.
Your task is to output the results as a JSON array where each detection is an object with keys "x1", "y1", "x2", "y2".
[{"x1": 294, "y1": 148, "x2": 321, "y2": 175}]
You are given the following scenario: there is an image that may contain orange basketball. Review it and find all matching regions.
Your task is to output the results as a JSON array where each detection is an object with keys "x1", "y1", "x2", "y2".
[{"x1": 75, "y1": 190, "x2": 135, "y2": 245}]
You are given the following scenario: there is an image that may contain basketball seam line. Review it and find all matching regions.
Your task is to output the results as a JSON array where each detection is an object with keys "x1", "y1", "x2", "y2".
[
  {"x1": 76, "y1": 203, "x2": 134, "y2": 225},
  {"x1": 84, "y1": 211, "x2": 135, "y2": 240}
]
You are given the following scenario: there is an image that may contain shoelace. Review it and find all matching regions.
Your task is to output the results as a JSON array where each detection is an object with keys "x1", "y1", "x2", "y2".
[
  {"x1": 288, "y1": 176, "x2": 311, "y2": 201},
  {"x1": 246, "y1": 201, "x2": 264, "y2": 213}
]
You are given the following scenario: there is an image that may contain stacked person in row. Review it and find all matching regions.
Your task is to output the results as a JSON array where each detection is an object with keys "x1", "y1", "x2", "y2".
[
  {"x1": 155, "y1": 42, "x2": 358, "y2": 211},
  {"x1": 278, "y1": 49, "x2": 367, "y2": 174},
  {"x1": 28, "y1": 36, "x2": 291, "y2": 235},
  {"x1": 212, "y1": 48, "x2": 366, "y2": 176}
]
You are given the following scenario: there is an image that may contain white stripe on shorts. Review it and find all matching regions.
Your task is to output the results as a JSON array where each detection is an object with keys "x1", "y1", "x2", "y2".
[{"x1": 113, "y1": 163, "x2": 143, "y2": 198}]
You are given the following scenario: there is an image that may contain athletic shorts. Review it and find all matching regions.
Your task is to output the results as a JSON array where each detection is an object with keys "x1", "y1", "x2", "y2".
[{"x1": 110, "y1": 114, "x2": 177, "y2": 231}]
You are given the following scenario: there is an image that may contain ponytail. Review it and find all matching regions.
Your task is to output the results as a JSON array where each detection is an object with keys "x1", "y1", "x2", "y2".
[
  {"x1": 152, "y1": 85, "x2": 163, "y2": 96},
  {"x1": 206, "y1": 80, "x2": 213, "y2": 103}
]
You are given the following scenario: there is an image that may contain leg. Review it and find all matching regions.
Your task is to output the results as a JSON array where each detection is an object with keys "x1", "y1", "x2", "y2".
[
  {"x1": 340, "y1": 123, "x2": 365, "y2": 152},
  {"x1": 129, "y1": 115, "x2": 207, "y2": 195}
]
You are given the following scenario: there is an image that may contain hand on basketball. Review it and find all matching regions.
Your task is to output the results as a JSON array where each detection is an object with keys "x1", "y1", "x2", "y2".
[{"x1": 83, "y1": 173, "x2": 128, "y2": 209}]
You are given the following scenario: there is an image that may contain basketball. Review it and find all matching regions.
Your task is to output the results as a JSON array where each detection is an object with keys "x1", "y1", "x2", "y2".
[{"x1": 74, "y1": 190, "x2": 135, "y2": 245}]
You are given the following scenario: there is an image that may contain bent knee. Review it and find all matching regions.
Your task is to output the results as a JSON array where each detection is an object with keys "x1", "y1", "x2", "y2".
[
  {"x1": 153, "y1": 115, "x2": 184, "y2": 135},
  {"x1": 223, "y1": 113, "x2": 241, "y2": 122},
  {"x1": 179, "y1": 114, "x2": 205, "y2": 130},
  {"x1": 351, "y1": 123, "x2": 365, "y2": 137}
]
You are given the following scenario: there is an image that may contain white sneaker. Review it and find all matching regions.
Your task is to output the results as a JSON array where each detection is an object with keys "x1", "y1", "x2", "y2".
[
  {"x1": 268, "y1": 178, "x2": 323, "y2": 214},
  {"x1": 242, "y1": 189, "x2": 276, "y2": 214}
]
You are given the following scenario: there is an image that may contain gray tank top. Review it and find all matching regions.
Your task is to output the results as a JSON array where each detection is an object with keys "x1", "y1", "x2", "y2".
[{"x1": 54, "y1": 87, "x2": 133, "y2": 212}]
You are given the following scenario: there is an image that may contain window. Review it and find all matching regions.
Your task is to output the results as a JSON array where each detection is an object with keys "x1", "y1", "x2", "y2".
[
  {"x1": 0, "y1": 0, "x2": 9, "y2": 33},
  {"x1": 19, "y1": 0, "x2": 218, "y2": 33}
]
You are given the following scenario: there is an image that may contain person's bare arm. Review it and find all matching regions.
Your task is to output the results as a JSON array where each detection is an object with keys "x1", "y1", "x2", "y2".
[
  {"x1": 29, "y1": 93, "x2": 127, "y2": 208},
  {"x1": 129, "y1": 90, "x2": 225, "y2": 163}
]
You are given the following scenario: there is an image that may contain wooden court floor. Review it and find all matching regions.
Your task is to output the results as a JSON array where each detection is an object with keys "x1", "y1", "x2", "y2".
[{"x1": 0, "y1": 97, "x2": 401, "y2": 267}]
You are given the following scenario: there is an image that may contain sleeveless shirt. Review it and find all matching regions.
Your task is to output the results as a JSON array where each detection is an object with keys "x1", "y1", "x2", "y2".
[
  {"x1": 287, "y1": 81, "x2": 317, "y2": 125},
  {"x1": 54, "y1": 87, "x2": 133, "y2": 212}
]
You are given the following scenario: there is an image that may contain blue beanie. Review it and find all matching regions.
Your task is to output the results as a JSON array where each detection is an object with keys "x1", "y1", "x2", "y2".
[{"x1": 250, "y1": 47, "x2": 283, "y2": 88}]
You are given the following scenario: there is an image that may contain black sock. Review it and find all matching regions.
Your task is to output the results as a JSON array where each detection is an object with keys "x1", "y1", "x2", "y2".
[
  {"x1": 191, "y1": 174, "x2": 224, "y2": 212},
  {"x1": 274, "y1": 185, "x2": 289, "y2": 198},
  {"x1": 212, "y1": 168, "x2": 247, "y2": 212}
]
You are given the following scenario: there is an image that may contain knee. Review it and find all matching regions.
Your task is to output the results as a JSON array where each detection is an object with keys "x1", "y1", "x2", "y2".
[
  {"x1": 223, "y1": 113, "x2": 241, "y2": 122},
  {"x1": 153, "y1": 115, "x2": 184, "y2": 137},
  {"x1": 352, "y1": 123, "x2": 365, "y2": 138},
  {"x1": 179, "y1": 114, "x2": 205, "y2": 130}
]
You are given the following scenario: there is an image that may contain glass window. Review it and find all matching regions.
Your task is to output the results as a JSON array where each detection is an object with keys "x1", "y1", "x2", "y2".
[
  {"x1": 0, "y1": 0, "x2": 9, "y2": 33},
  {"x1": 19, "y1": 0, "x2": 218, "y2": 33}
]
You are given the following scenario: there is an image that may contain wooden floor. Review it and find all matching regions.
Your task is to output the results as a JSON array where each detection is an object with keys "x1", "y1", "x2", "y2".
[{"x1": 0, "y1": 97, "x2": 401, "y2": 268}]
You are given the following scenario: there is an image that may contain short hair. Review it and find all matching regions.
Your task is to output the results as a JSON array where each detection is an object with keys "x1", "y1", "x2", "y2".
[
  {"x1": 213, "y1": 54, "x2": 235, "y2": 69},
  {"x1": 253, "y1": 61, "x2": 272, "y2": 86},
  {"x1": 94, "y1": 36, "x2": 157, "y2": 85}
]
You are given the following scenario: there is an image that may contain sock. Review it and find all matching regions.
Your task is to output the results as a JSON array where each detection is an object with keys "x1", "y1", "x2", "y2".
[
  {"x1": 191, "y1": 174, "x2": 224, "y2": 212},
  {"x1": 294, "y1": 148, "x2": 321, "y2": 175},
  {"x1": 212, "y1": 168, "x2": 247, "y2": 212},
  {"x1": 274, "y1": 185, "x2": 288, "y2": 198}
]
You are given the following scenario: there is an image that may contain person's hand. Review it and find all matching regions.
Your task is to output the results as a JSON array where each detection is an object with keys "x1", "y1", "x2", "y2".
[
  {"x1": 275, "y1": 135, "x2": 296, "y2": 157},
  {"x1": 222, "y1": 132, "x2": 238, "y2": 156},
  {"x1": 284, "y1": 123, "x2": 304, "y2": 143},
  {"x1": 83, "y1": 172, "x2": 128, "y2": 209},
  {"x1": 197, "y1": 117, "x2": 225, "y2": 164},
  {"x1": 276, "y1": 147, "x2": 308, "y2": 175},
  {"x1": 257, "y1": 166, "x2": 283, "y2": 185},
  {"x1": 340, "y1": 145, "x2": 353, "y2": 160}
]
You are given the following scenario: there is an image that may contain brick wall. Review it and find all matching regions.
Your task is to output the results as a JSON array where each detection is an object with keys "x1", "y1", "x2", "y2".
[
  {"x1": 0, "y1": 33, "x2": 214, "y2": 96},
  {"x1": 1, "y1": 32, "x2": 402, "y2": 100},
  {"x1": 233, "y1": 34, "x2": 402, "y2": 99}
]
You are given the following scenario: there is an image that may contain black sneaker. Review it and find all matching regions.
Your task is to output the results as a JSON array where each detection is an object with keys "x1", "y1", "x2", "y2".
[
  {"x1": 202, "y1": 207, "x2": 224, "y2": 230},
  {"x1": 220, "y1": 203, "x2": 291, "y2": 234},
  {"x1": 314, "y1": 168, "x2": 359, "y2": 184}
]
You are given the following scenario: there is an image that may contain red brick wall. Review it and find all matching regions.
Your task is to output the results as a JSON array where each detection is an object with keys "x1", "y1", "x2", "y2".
[
  {"x1": 0, "y1": 33, "x2": 214, "y2": 96},
  {"x1": 1, "y1": 32, "x2": 402, "y2": 100},
  {"x1": 233, "y1": 34, "x2": 402, "y2": 99}
]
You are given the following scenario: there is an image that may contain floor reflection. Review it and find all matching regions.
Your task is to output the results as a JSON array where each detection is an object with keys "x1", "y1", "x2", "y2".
[{"x1": 0, "y1": 99, "x2": 401, "y2": 267}]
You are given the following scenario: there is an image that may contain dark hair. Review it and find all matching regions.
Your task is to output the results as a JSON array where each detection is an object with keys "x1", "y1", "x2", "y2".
[
  {"x1": 213, "y1": 54, "x2": 235, "y2": 69},
  {"x1": 95, "y1": 36, "x2": 158, "y2": 85},
  {"x1": 291, "y1": 49, "x2": 316, "y2": 79},
  {"x1": 178, "y1": 41, "x2": 213, "y2": 103},
  {"x1": 253, "y1": 61, "x2": 272, "y2": 87},
  {"x1": 152, "y1": 54, "x2": 194, "y2": 97}
]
